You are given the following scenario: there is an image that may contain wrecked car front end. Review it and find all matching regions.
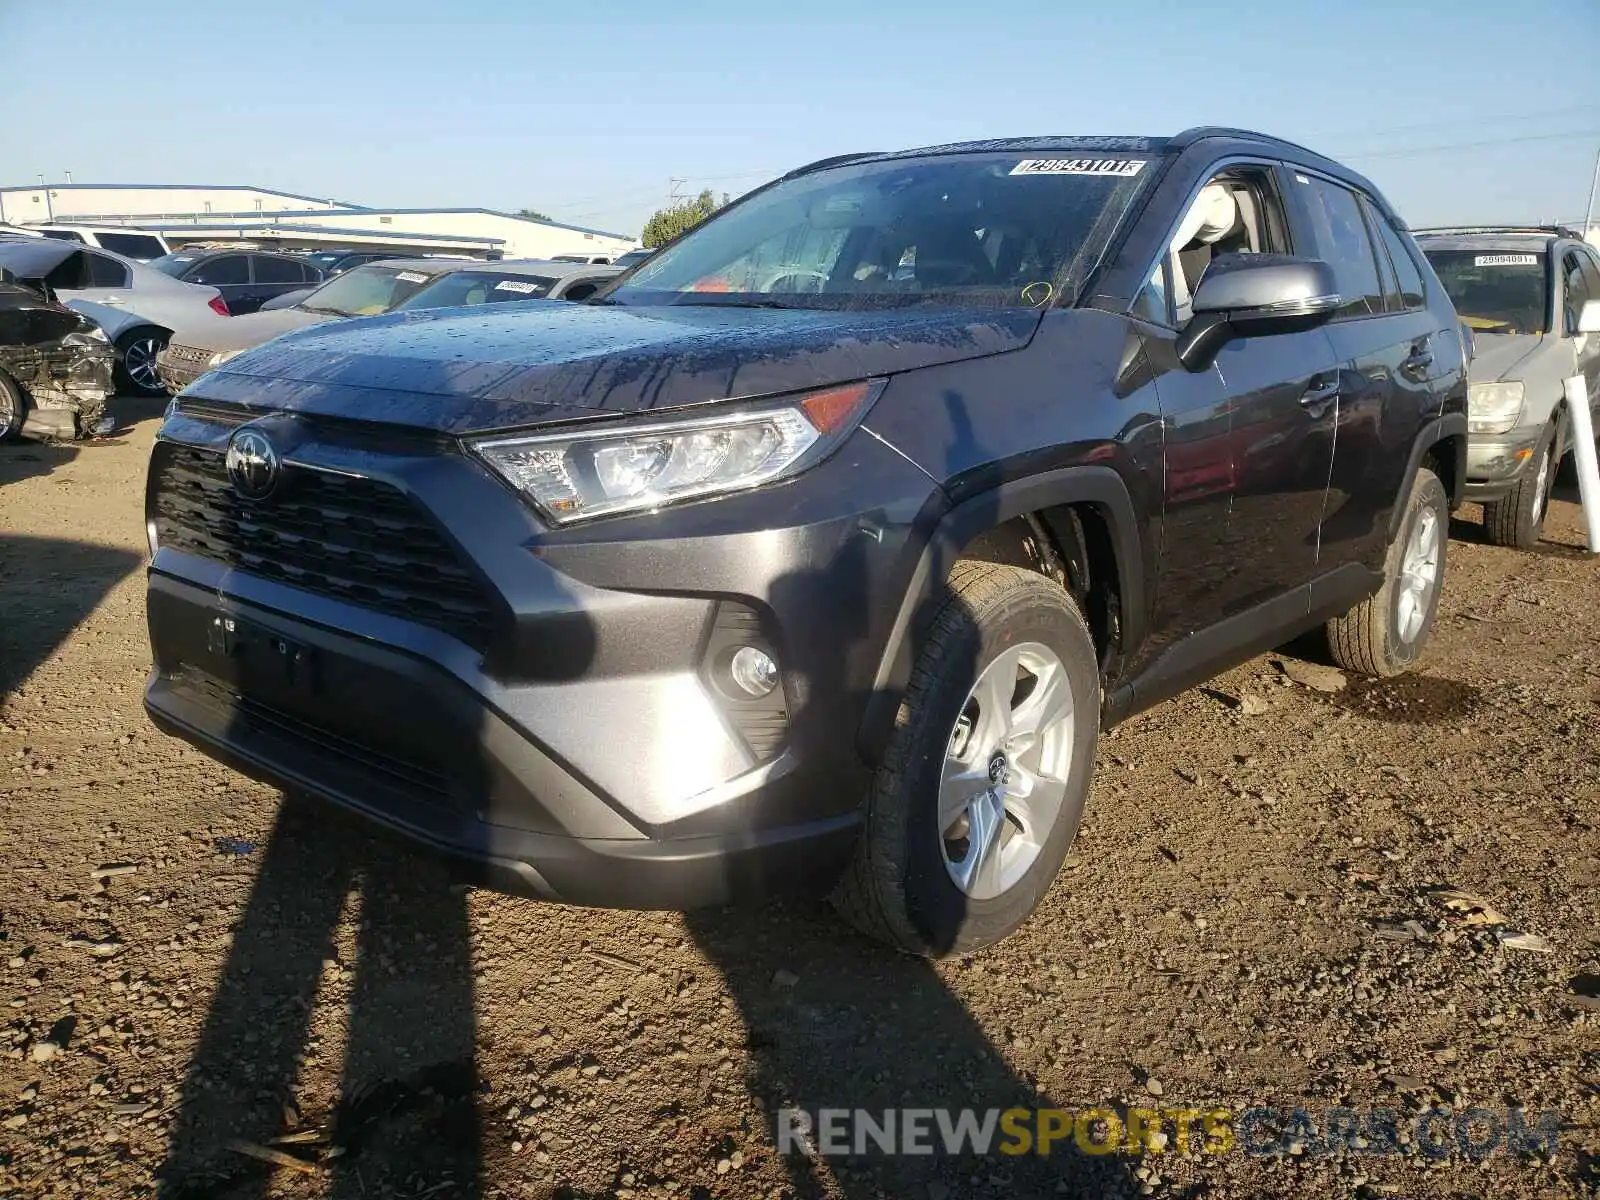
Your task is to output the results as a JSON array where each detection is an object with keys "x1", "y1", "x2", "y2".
[{"x1": 0, "y1": 283, "x2": 116, "y2": 441}]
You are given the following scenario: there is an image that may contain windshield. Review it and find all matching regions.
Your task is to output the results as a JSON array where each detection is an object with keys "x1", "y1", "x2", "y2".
[
  {"x1": 150, "y1": 252, "x2": 203, "y2": 278},
  {"x1": 1422, "y1": 248, "x2": 1549, "y2": 335},
  {"x1": 394, "y1": 270, "x2": 560, "y2": 311},
  {"x1": 608, "y1": 152, "x2": 1153, "y2": 310},
  {"x1": 297, "y1": 264, "x2": 439, "y2": 317}
]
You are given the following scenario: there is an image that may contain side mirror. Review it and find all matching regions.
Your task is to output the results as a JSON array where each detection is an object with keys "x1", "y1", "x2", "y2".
[
  {"x1": 1576, "y1": 298, "x2": 1600, "y2": 335},
  {"x1": 1176, "y1": 253, "x2": 1341, "y2": 371}
]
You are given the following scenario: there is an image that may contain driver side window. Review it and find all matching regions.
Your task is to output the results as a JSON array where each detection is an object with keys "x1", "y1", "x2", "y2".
[{"x1": 1133, "y1": 167, "x2": 1286, "y2": 328}]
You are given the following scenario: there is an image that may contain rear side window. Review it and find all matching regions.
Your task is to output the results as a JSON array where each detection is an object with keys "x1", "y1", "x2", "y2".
[
  {"x1": 1296, "y1": 175, "x2": 1385, "y2": 318},
  {"x1": 83, "y1": 252, "x2": 130, "y2": 287},
  {"x1": 189, "y1": 255, "x2": 249, "y2": 285},
  {"x1": 96, "y1": 232, "x2": 166, "y2": 259},
  {"x1": 252, "y1": 255, "x2": 302, "y2": 284},
  {"x1": 1363, "y1": 201, "x2": 1426, "y2": 311}
]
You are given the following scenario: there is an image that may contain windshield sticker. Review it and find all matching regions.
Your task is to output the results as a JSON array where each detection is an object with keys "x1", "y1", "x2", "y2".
[
  {"x1": 394, "y1": 271, "x2": 429, "y2": 283},
  {"x1": 1474, "y1": 254, "x2": 1539, "y2": 267},
  {"x1": 1011, "y1": 158, "x2": 1145, "y2": 178},
  {"x1": 492, "y1": 279, "x2": 544, "y2": 294}
]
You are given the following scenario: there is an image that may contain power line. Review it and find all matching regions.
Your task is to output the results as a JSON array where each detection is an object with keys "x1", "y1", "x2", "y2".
[
  {"x1": 1340, "y1": 128, "x2": 1600, "y2": 161},
  {"x1": 1304, "y1": 103, "x2": 1600, "y2": 144}
]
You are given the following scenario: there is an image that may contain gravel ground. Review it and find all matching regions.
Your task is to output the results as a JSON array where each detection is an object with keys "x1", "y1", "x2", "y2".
[{"x1": 1, "y1": 397, "x2": 1597, "y2": 1200}]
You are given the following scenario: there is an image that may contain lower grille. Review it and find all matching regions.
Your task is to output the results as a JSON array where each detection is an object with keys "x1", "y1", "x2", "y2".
[
  {"x1": 182, "y1": 673, "x2": 452, "y2": 806},
  {"x1": 150, "y1": 444, "x2": 495, "y2": 652}
]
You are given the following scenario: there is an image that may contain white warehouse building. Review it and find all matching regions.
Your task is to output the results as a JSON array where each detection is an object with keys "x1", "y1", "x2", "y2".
[{"x1": 0, "y1": 183, "x2": 636, "y2": 260}]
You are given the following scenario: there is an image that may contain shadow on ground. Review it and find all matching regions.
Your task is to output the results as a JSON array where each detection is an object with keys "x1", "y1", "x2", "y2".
[{"x1": 0, "y1": 532, "x2": 141, "y2": 700}]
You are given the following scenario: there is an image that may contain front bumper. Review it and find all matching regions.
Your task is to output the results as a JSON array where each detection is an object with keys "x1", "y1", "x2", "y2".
[
  {"x1": 154, "y1": 347, "x2": 208, "y2": 395},
  {"x1": 142, "y1": 404, "x2": 939, "y2": 908},
  {"x1": 1463, "y1": 429, "x2": 1542, "y2": 501}
]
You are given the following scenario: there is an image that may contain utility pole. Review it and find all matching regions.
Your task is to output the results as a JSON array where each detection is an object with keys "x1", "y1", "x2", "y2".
[
  {"x1": 1584, "y1": 143, "x2": 1600, "y2": 242},
  {"x1": 669, "y1": 177, "x2": 686, "y2": 206},
  {"x1": 63, "y1": 170, "x2": 72, "y2": 184}
]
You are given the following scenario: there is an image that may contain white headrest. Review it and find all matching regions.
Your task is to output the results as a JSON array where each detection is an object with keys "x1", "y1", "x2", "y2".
[{"x1": 1172, "y1": 184, "x2": 1238, "y2": 252}]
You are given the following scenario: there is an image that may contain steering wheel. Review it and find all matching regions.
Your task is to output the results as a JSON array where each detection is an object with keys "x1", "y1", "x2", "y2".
[{"x1": 760, "y1": 269, "x2": 829, "y2": 294}]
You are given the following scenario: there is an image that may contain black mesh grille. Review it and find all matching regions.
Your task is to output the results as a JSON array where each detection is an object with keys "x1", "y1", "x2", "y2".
[{"x1": 150, "y1": 444, "x2": 495, "y2": 651}]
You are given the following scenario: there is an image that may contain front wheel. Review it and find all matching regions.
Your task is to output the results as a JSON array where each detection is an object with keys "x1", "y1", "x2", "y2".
[
  {"x1": 1482, "y1": 421, "x2": 1557, "y2": 550},
  {"x1": 1326, "y1": 466, "x2": 1448, "y2": 678},
  {"x1": 831, "y1": 561, "x2": 1100, "y2": 957},
  {"x1": 114, "y1": 328, "x2": 169, "y2": 397},
  {"x1": 0, "y1": 371, "x2": 25, "y2": 441}
]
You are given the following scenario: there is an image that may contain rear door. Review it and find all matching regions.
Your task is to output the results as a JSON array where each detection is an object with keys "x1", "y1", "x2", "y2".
[
  {"x1": 186, "y1": 254, "x2": 252, "y2": 313},
  {"x1": 248, "y1": 254, "x2": 313, "y2": 313},
  {"x1": 52, "y1": 249, "x2": 131, "y2": 305},
  {"x1": 1284, "y1": 171, "x2": 1437, "y2": 576}
]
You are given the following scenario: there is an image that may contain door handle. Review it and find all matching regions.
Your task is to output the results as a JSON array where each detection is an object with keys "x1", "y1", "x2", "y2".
[
  {"x1": 1300, "y1": 378, "x2": 1340, "y2": 413},
  {"x1": 1399, "y1": 345, "x2": 1433, "y2": 379}
]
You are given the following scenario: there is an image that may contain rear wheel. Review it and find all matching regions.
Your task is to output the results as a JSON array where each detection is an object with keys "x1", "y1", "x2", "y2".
[
  {"x1": 0, "y1": 371, "x2": 24, "y2": 441},
  {"x1": 831, "y1": 561, "x2": 1100, "y2": 957},
  {"x1": 114, "y1": 328, "x2": 168, "y2": 397},
  {"x1": 1482, "y1": 420, "x2": 1557, "y2": 550},
  {"x1": 1326, "y1": 466, "x2": 1448, "y2": 678}
]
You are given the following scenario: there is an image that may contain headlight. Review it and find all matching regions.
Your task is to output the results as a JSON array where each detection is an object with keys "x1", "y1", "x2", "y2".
[
  {"x1": 208, "y1": 348, "x2": 244, "y2": 368},
  {"x1": 1467, "y1": 382, "x2": 1525, "y2": 435},
  {"x1": 63, "y1": 326, "x2": 111, "y2": 347},
  {"x1": 470, "y1": 379, "x2": 884, "y2": 524}
]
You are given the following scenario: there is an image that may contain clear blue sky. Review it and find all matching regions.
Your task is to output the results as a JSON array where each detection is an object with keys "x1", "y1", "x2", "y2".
[{"x1": 2, "y1": 0, "x2": 1597, "y2": 238}]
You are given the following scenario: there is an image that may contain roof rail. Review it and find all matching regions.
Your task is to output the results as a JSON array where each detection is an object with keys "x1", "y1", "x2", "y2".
[
  {"x1": 1168, "y1": 126, "x2": 1328, "y2": 162},
  {"x1": 1412, "y1": 224, "x2": 1584, "y2": 239},
  {"x1": 782, "y1": 152, "x2": 884, "y2": 180}
]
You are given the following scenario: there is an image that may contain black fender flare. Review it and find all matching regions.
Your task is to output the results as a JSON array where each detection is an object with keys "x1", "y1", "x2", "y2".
[
  {"x1": 1389, "y1": 411, "x2": 1468, "y2": 540},
  {"x1": 856, "y1": 464, "x2": 1146, "y2": 762}
]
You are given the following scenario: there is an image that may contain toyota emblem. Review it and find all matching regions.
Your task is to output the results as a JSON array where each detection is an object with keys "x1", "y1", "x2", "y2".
[{"x1": 225, "y1": 426, "x2": 281, "y2": 500}]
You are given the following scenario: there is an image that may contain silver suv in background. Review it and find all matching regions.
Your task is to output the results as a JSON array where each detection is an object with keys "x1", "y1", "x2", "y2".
[{"x1": 1417, "y1": 226, "x2": 1600, "y2": 548}]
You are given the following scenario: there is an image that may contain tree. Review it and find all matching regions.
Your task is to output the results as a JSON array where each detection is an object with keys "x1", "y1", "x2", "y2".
[
  {"x1": 640, "y1": 188, "x2": 722, "y2": 248},
  {"x1": 516, "y1": 208, "x2": 550, "y2": 221}
]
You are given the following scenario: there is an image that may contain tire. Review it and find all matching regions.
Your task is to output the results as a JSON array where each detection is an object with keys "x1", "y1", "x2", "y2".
[
  {"x1": 831, "y1": 561, "x2": 1100, "y2": 957},
  {"x1": 0, "y1": 370, "x2": 24, "y2": 442},
  {"x1": 1482, "y1": 420, "x2": 1557, "y2": 550},
  {"x1": 1326, "y1": 466, "x2": 1448, "y2": 678},
  {"x1": 114, "y1": 327, "x2": 169, "y2": 397}
]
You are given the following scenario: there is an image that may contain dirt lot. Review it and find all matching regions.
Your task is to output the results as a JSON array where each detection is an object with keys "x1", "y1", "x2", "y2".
[{"x1": 1, "y1": 397, "x2": 1597, "y2": 1200}]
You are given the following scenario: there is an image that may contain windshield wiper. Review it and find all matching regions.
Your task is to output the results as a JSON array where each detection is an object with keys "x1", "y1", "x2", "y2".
[{"x1": 298, "y1": 304, "x2": 350, "y2": 317}]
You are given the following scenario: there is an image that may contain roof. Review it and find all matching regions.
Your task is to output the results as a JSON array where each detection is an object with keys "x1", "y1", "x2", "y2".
[
  {"x1": 1413, "y1": 233, "x2": 1561, "y2": 254},
  {"x1": 0, "y1": 182, "x2": 363, "y2": 207},
  {"x1": 448, "y1": 258, "x2": 621, "y2": 279},
  {"x1": 128, "y1": 221, "x2": 505, "y2": 247}
]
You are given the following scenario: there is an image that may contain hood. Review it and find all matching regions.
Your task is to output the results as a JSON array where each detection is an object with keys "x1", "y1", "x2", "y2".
[
  {"x1": 173, "y1": 305, "x2": 334, "y2": 353},
  {"x1": 1466, "y1": 333, "x2": 1544, "y2": 384},
  {"x1": 189, "y1": 301, "x2": 1041, "y2": 434}
]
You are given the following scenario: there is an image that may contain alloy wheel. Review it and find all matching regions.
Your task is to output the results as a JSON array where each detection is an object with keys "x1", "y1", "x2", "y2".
[
  {"x1": 938, "y1": 642, "x2": 1075, "y2": 901},
  {"x1": 1396, "y1": 507, "x2": 1441, "y2": 644},
  {"x1": 123, "y1": 337, "x2": 163, "y2": 392}
]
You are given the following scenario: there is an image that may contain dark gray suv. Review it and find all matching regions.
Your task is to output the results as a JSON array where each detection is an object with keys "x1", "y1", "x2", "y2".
[{"x1": 143, "y1": 128, "x2": 1468, "y2": 955}]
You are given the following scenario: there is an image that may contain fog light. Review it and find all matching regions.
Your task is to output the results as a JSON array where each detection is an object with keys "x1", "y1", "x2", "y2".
[{"x1": 729, "y1": 646, "x2": 779, "y2": 697}]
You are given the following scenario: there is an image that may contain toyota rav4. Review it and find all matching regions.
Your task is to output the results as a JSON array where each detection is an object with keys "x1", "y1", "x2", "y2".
[{"x1": 144, "y1": 128, "x2": 1468, "y2": 955}]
